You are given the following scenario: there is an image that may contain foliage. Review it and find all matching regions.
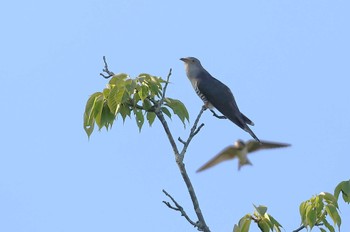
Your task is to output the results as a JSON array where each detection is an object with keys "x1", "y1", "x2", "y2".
[
  {"x1": 334, "y1": 179, "x2": 350, "y2": 204},
  {"x1": 299, "y1": 191, "x2": 341, "y2": 231},
  {"x1": 234, "y1": 205, "x2": 282, "y2": 232},
  {"x1": 83, "y1": 73, "x2": 189, "y2": 138}
]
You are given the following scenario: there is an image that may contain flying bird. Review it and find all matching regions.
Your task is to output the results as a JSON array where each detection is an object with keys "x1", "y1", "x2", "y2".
[
  {"x1": 180, "y1": 57, "x2": 260, "y2": 142},
  {"x1": 196, "y1": 140, "x2": 291, "y2": 172}
]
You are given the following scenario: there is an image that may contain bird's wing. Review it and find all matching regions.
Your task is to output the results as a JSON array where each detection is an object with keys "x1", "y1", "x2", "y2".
[
  {"x1": 196, "y1": 147, "x2": 238, "y2": 172},
  {"x1": 197, "y1": 76, "x2": 246, "y2": 129},
  {"x1": 247, "y1": 140, "x2": 291, "y2": 153}
]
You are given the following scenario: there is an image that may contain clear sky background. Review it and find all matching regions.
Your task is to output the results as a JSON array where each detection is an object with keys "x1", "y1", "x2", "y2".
[{"x1": 1, "y1": 1, "x2": 349, "y2": 231}]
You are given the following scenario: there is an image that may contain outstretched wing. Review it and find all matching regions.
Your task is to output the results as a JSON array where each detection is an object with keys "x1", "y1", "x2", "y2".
[
  {"x1": 196, "y1": 146, "x2": 238, "y2": 172},
  {"x1": 247, "y1": 140, "x2": 291, "y2": 153}
]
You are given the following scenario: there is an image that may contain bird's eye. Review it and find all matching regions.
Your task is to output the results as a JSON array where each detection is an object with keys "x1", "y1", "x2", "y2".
[{"x1": 191, "y1": 59, "x2": 195, "y2": 62}]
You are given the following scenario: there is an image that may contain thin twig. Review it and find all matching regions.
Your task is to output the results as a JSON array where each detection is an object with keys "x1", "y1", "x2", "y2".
[
  {"x1": 100, "y1": 56, "x2": 115, "y2": 79},
  {"x1": 178, "y1": 137, "x2": 186, "y2": 145},
  {"x1": 293, "y1": 223, "x2": 324, "y2": 232},
  {"x1": 193, "y1": 123, "x2": 205, "y2": 137},
  {"x1": 154, "y1": 110, "x2": 180, "y2": 155},
  {"x1": 162, "y1": 189, "x2": 198, "y2": 228},
  {"x1": 159, "y1": 68, "x2": 172, "y2": 106},
  {"x1": 179, "y1": 106, "x2": 206, "y2": 160}
]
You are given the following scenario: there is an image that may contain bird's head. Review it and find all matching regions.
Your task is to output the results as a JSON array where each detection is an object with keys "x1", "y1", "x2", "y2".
[
  {"x1": 180, "y1": 57, "x2": 204, "y2": 78},
  {"x1": 234, "y1": 140, "x2": 246, "y2": 149},
  {"x1": 180, "y1": 57, "x2": 201, "y2": 65}
]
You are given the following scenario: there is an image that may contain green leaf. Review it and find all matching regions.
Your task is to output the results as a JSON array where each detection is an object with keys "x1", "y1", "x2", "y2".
[
  {"x1": 320, "y1": 192, "x2": 338, "y2": 208},
  {"x1": 325, "y1": 204, "x2": 341, "y2": 229},
  {"x1": 100, "y1": 102, "x2": 115, "y2": 129},
  {"x1": 266, "y1": 214, "x2": 282, "y2": 232},
  {"x1": 83, "y1": 92, "x2": 103, "y2": 137},
  {"x1": 334, "y1": 180, "x2": 350, "y2": 204},
  {"x1": 161, "y1": 107, "x2": 172, "y2": 119},
  {"x1": 102, "y1": 88, "x2": 110, "y2": 99},
  {"x1": 257, "y1": 219, "x2": 270, "y2": 232},
  {"x1": 107, "y1": 85, "x2": 120, "y2": 114},
  {"x1": 116, "y1": 86, "x2": 129, "y2": 104},
  {"x1": 319, "y1": 228, "x2": 327, "y2": 232},
  {"x1": 323, "y1": 218, "x2": 335, "y2": 232},
  {"x1": 142, "y1": 98, "x2": 153, "y2": 111},
  {"x1": 83, "y1": 112, "x2": 95, "y2": 138},
  {"x1": 254, "y1": 205, "x2": 268, "y2": 216},
  {"x1": 93, "y1": 94, "x2": 105, "y2": 129},
  {"x1": 305, "y1": 205, "x2": 317, "y2": 229},
  {"x1": 146, "y1": 112, "x2": 156, "y2": 126},
  {"x1": 118, "y1": 104, "x2": 131, "y2": 122},
  {"x1": 315, "y1": 195, "x2": 325, "y2": 215},
  {"x1": 134, "y1": 109, "x2": 144, "y2": 131},
  {"x1": 164, "y1": 98, "x2": 189, "y2": 126},
  {"x1": 145, "y1": 75, "x2": 163, "y2": 97},
  {"x1": 299, "y1": 201, "x2": 307, "y2": 224},
  {"x1": 138, "y1": 85, "x2": 149, "y2": 101},
  {"x1": 133, "y1": 88, "x2": 141, "y2": 105},
  {"x1": 125, "y1": 79, "x2": 137, "y2": 94},
  {"x1": 110, "y1": 73, "x2": 128, "y2": 83},
  {"x1": 237, "y1": 215, "x2": 251, "y2": 232},
  {"x1": 233, "y1": 224, "x2": 241, "y2": 232}
]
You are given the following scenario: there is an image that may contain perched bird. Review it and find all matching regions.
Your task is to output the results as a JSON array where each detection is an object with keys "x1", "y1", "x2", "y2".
[
  {"x1": 196, "y1": 140, "x2": 291, "y2": 172},
  {"x1": 180, "y1": 57, "x2": 260, "y2": 142}
]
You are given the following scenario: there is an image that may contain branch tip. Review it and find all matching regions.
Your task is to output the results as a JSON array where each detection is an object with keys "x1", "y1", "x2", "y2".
[{"x1": 100, "y1": 56, "x2": 115, "y2": 79}]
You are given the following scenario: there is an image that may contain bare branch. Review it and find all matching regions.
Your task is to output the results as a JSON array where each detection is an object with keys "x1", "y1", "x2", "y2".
[
  {"x1": 159, "y1": 68, "x2": 172, "y2": 106},
  {"x1": 293, "y1": 223, "x2": 324, "y2": 232},
  {"x1": 100, "y1": 56, "x2": 115, "y2": 79},
  {"x1": 155, "y1": 110, "x2": 180, "y2": 157},
  {"x1": 178, "y1": 137, "x2": 186, "y2": 145},
  {"x1": 193, "y1": 123, "x2": 205, "y2": 137},
  {"x1": 156, "y1": 106, "x2": 210, "y2": 231},
  {"x1": 162, "y1": 189, "x2": 198, "y2": 228},
  {"x1": 179, "y1": 106, "x2": 206, "y2": 160}
]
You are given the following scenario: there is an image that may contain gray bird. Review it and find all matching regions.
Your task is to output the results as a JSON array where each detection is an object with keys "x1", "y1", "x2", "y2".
[
  {"x1": 196, "y1": 140, "x2": 291, "y2": 172},
  {"x1": 180, "y1": 57, "x2": 260, "y2": 142}
]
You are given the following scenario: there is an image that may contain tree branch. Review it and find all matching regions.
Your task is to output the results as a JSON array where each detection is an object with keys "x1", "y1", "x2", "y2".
[
  {"x1": 153, "y1": 89, "x2": 209, "y2": 231},
  {"x1": 100, "y1": 56, "x2": 115, "y2": 79},
  {"x1": 178, "y1": 106, "x2": 206, "y2": 161},
  {"x1": 293, "y1": 223, "x2": 324, "y2": 232},
  {"x1": 156, "y1": 106, "x2": 209, "y2": 231},
  {"x1": 159, "y1": 68, "x2": 172, "y2": 106},
  {"x1": 162, "y1": 189, "x2": 198, "y2": 228}
]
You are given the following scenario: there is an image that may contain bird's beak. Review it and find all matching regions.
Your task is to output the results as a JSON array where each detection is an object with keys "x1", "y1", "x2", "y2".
[{"x1": 180, "y1": 57, "x2": 188, "y2": 62}]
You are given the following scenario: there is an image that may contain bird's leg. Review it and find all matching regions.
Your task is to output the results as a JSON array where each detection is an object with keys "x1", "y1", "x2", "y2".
[
  {"x1": 202, "y1": 104, "x2": 227, "y2": 119},
  {"x1": 210, "y1": 109, "x2": 227, "y2": 119}
]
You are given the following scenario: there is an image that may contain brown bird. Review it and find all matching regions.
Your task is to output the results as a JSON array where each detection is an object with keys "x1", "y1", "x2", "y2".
[{"x1": 197, "y1": 140, "x2": 291, "y2": 172}]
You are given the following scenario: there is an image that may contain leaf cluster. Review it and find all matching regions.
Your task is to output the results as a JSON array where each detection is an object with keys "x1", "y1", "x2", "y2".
[
  {"x1": 83, "y1": 73, "x2": 189, "y2": 138},
  {"x1": 299, "y1": 192, "x2": 341, "y2": 231},
  {"x1": 334, "y1": 179, "x2": 350, "y2": 204},
  {"x1": 234, "y1": 205, "x2": 282, "y2": 232}
]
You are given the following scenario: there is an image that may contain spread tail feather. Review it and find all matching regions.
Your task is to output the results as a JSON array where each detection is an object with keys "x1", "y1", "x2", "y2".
[{"x1": 241, "y1": 113, "x2": 254, "y2": 126}]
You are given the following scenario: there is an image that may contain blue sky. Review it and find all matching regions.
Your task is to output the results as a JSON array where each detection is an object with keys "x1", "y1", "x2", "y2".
[{"x1": 1, "y1": 1, "x2": 349, "y2": 231}]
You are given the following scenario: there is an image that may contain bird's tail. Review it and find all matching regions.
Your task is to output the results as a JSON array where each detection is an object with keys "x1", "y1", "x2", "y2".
[
  {"x1": 244, "y1": 126, "x2": 260, "y2": 143},
  {"x1": 238, "y1": 158, "x2": 252, "y2": 170},
  {"x1": 241, "y1": 113, "x2": 254, "y2": 126}
]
